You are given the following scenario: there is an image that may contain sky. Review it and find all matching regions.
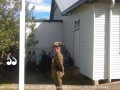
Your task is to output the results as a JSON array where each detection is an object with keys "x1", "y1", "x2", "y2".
[{"x1": 28, "y1": 0, "x2": 52, "y2": 20}]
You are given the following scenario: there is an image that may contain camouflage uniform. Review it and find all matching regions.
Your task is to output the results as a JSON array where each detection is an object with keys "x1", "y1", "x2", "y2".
[{"x1": 51, "y1": 42, "x2": 64, "y2": 90}]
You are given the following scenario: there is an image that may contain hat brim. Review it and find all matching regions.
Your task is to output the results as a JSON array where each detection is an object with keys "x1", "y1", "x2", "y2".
[{"x1": 52, "y1": 44, "x2": 63, "y2": 47}]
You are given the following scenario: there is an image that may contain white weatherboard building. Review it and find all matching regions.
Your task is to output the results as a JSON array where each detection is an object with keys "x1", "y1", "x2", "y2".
[
  {"x1": 26, "y1": 0, "x2": 120, "y2": 84},
  {"x1": 26, "y1": 21, "x2": 63, "y2": 65}
]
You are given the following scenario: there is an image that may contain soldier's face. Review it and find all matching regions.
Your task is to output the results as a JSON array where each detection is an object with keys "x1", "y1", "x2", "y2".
[{"x1": 53, "y1": 47, "x2": 60, "y2": 52}]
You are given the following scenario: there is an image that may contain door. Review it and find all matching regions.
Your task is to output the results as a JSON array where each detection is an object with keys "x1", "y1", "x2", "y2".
[{"x1": 74, "y1": 30, "x2": 80, "y2": 68}]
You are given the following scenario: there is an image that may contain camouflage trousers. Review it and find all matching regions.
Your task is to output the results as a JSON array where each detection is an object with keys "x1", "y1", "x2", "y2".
[{"x1": 54, "y1": 78, "x2": 63, "y2": 90}]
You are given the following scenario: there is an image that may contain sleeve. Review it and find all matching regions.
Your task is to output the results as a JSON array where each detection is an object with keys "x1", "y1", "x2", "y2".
[
  {"x1": 31, "y1": 55, "x2": 35, "y2": 61},
  {"x1": 34, "y1": 55, "x2": 36, "y2": 61},
  {"x1": 56, "y1": 54, "x2": 64, "y2": 72}
]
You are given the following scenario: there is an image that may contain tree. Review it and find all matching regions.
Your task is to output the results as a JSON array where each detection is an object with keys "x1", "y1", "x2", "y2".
[
  {"x1": 0, "y1": 0, "x2": 38, "y2": 57},
  {"x1": 25, "y1": 1, "x2": 38, "y2": 48},
  {"x1": 0, "y1": 0, "x2": 20, "y2": 57}
]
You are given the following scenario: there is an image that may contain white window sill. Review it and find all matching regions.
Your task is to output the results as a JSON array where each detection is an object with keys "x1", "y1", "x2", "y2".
[{"x1": 74, "y1": 27, "x2": 80, "y2": 31}]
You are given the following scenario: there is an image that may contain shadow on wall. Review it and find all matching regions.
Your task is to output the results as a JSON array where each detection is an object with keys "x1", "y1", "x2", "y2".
[{"x1": 95, "y1": 8, "x2": 109, "y2": 79}]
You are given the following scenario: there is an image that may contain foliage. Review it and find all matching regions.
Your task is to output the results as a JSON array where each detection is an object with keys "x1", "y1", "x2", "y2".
[
  {"x1": 0, "y1": 0, "x2": 38, "y2": 56},
  {"x1": 0, "y1": 0, "x2": 20, "y2": 54},
  {"x1": 25, "y1": 1, "x2": 38, "y2": 47}
]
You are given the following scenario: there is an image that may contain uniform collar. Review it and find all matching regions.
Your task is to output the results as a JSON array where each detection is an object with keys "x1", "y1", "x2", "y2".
[{"x1": 55, "y1": 51, "x2": 60, "y2": 55}]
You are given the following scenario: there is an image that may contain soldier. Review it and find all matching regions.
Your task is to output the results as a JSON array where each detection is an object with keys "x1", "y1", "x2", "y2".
[{"x1": 51, "y1": 42, "x2": 65, "y2": 90}]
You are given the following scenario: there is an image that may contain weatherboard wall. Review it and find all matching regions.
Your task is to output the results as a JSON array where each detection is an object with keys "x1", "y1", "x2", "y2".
[
  {"x1": 93, "y1": 1, "x2": 120, "y2": 80},
  {"x1": 111, "y1": 3, "x2": 120, "y2": 79},
  {"x1": 26, "y1": 22, "x2": 63, "y2": 65},
  {"x1": 93, "y1": 2, "x2": 109, "y2": 80},
  {"x1": 53, "y1": 6, "x2": 62, "y2": 20},
  {"x1": 62, "y1": 4, "x2": 94, "y2": 79}
]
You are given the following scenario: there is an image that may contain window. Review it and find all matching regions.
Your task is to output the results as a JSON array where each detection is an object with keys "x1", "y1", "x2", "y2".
[
  {"x1": 75, "y1": 18, "x2": 80, "y2": 29},
  {"x1": 75, "y1": 21, "x2": 77, "y2": 29}
]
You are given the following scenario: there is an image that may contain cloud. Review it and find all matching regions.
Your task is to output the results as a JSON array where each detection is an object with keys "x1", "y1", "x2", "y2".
[
  {"x1": 28, "y1": 0, "x2": 43, "y2": 4},
  {"x1": 35, "y1": 16, "x2": 49, "y2": 19},
  {"x1": 29, "y1": 3, "x2": 50, "y2": 12},
  {"x1": 27, "y1": 0, "x2": 51, "y2": 12}
]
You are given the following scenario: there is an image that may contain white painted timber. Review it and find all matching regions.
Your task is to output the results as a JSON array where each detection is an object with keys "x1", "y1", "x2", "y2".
[
  {"x1": 94, "y1": 2, "x2": 120, "y2": 80},
  {"x1": 74, "y1": 30, "x2": 80, "y2": 68},
  {"x1": 62, "y1": 4, "x2": 94, "y2": 79},
  {"x1": 93, "y1": 2, "x2": 110, "y2": 80},
  {"x1": 111, "y1": 3, "x2": 120, "y2": 79},
  {"x1": 53, "y1": 6, "x2": 62, "y2": 20}
]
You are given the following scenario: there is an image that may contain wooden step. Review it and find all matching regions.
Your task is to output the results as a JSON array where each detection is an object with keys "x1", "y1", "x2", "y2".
[{"x1": 63, "y1": 66, "x2": 79, "y2": 78}]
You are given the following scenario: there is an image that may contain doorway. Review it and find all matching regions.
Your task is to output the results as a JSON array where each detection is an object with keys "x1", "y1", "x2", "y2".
[{"x1": 74, "y1": 30, "x2": 80, "y2": 68}]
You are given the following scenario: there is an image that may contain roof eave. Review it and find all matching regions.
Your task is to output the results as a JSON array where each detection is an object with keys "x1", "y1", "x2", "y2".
[
  {"x1": 50, "y1": 0, "x2": 55, "y2": 20},
  {"x1": 61, "y1": 0, "x2": 87, "y2": 15},
  {"x1": 61, "y1": 0, "x2": 99, "y2": 15},
  {"x1": 35, "y1": 20, "x2": 63, "y2": 23}
]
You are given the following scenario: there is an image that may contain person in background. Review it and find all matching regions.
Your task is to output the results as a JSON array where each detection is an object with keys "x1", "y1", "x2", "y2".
[
  {"x1": 51, "y1": 50, "x2": 54, "y2": 59},
  {"x1": 39, "y1": 50, "x2": 44, "y2": 72},
  {"x1": 63, "y1": 50, "x2": 69, "y2": 66},
  {"x1": 5, "y1": 52, "x2": 12, "y2": 72},
  {"x1": 31, "y1": 51, "x2": 36, "y2": 72},
  {"x1": 65, "y1": 53, "x2": 74, "y2": 66},
  {"x1": 26, "y1": 51, "x2": 32, "y2": 72},
  {"x1": 47, "y1": 52, "x2": 52, "y2": 72},
  {"x1": 42, "y1": 51, "x2": 47, "y2": 73}
]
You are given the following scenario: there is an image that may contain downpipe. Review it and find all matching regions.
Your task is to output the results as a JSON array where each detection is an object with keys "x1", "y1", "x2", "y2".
[{"x1": 108, "y1": 0, "x2": 115, "y2": 83}]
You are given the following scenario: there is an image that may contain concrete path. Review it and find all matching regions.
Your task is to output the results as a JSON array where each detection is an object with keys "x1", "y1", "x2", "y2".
[
  {"x1": 1, "y1": 70, "x2": 120, "y2": 90},
  {"x1": 10, "y1": 71, "x2": 119, "y2": 90}
]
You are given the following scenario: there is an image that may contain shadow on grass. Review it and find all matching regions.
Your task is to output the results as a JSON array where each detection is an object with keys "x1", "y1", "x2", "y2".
[
  {"x1": 0, "y1": 66, "x2": 19, "y2": 84},
  {"x1": 0, "y1": 67, "x2": 92, "y2": 86},
  {"x1": 22, "y1": 70, "x2": 92, "y2": 85}
]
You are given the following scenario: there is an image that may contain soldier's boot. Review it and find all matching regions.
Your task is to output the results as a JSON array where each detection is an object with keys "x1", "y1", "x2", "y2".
[{"x1": 56, "y1": 86, "x2": 62, "y2": 90}]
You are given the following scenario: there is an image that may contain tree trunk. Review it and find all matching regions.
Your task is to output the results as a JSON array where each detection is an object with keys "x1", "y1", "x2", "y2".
[{"x1": 0, "y1": 50, "x2": 4, "y2": 76}]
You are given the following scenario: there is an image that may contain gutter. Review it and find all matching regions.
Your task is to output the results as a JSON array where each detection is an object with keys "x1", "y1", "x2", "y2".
[
  {"x1": 108, "y1": 0, "x2": 115, "y2": 83},
  {"x1": 62, "y1": 0, "x2": 87, "y2": 15},
  {"x1": 62, "y1": 0, "x2": 98, "y2": 15}
]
